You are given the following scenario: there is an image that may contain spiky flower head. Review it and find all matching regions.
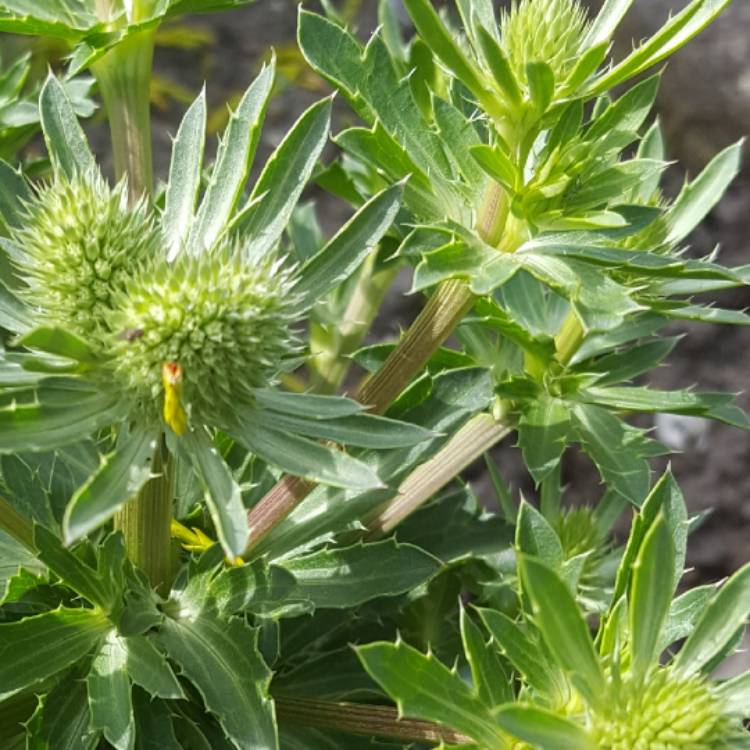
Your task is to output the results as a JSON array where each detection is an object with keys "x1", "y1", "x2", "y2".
[
  {"x1": 106, "y1": 241, "x2": 300, "y2": 427},
  {"x1": 501, "y1": 0, "x2": 589, "y2": 85},
  {"x1": 590, "y1": 668, "x2": 731, "y2": 749},
  {"x1": 10, "y1": 171, "x2": 160, "y2": 344}
]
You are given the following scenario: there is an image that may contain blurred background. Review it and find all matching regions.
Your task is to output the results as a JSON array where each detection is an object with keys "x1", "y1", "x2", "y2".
[{"x1": 2, "y1": 0, "x2": 748, "y2": 583}]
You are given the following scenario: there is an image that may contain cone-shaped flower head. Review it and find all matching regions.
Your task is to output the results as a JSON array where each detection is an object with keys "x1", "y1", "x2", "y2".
[
  {"x1": 107, "y1": 242, "x2": 300, "y2": 428},
  {"x1": 591, "y1": 668, "x2": 730, "y2": 749},
  {"x1": 10, "y1": 171, "x2": 160, "y2": 343},
  {"x1": 501, "y1": 0, "x2": 589, "y2": 85}
]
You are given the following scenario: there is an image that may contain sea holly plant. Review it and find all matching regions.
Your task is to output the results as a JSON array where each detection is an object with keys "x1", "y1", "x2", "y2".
[{"x1": 0, "y1": 0, "x2": 749, "y2": 748}]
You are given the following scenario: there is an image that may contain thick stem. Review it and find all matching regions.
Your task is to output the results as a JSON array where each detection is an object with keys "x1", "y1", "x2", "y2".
[
  {"x1": 555, "y1": 312, "x2": 585, "y2": 365},
  {"x1": 0, "y1": 495, "x2": 34, "y2": 550},
  {"x1": 275, "y1": 697, "x2": 473, "y2": 745},
  {"x1": 310, "y1": 259, "x2": 399, "y2": 394},
  {"x1": 114, "y1": 440, "x2": 173, "y2": 590},
  {"x1": 366, "y1": 411, "x2": 513, "y2": 536},
  {"x1": 91, "y1": 30, "x2": 155, "y2": 203},
  {"x1": 356, "y1": 279, "x2": 476, "y2": 414}
]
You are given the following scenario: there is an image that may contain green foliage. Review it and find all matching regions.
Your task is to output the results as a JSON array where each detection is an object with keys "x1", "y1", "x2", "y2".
[{"x1": 0, "y1": 0, "x2": 748, "y2": 747}]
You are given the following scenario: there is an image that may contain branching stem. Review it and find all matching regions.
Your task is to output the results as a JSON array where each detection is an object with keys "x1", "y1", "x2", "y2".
[{"x1": 275, "y1": 696, "x2": 473, "y2": 745}]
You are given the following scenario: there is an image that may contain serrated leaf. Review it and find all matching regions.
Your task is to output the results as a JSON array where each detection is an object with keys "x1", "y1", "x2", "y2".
[
  {"x1": 295, "y1": 182, "x2": 403, "y2": 310},
  {"x1": 674, "y1": 561, "x2": 750, "y2": 677},
  {"x1": 238, "y1": 96, "x2": 332, "y2": 258},
  {"x1": 157, "y1": 612, "x2": 278, "y2": 750},
  {"x1": 0, "y1": 607, "x2": 108, "y2": 696},
  {"x1": 665, "y1": 139, "x2": 743, "y2": 245},
  {"x1": 33, "y1": 524, "x2": 115, "y2": 611},
  {"x1": 87, "y1": 631, "x2": 134, "y2": 750},
  {"x1": 460, "y1": 606, "x2": 513, "y2": 707},
  {"x1": 520, "y1": 556, "x2": 606, "y2": 708},
  {"x1": 278, "y1": 539, "x2": 440, "y2": 609},
  {"x1": 231, "y1": 416, "x2": 383, "y2": 491},
  {"x1": 629, "y1": 515, "x2": 675, "y2": 679},
  {"x1": 63, "y1": 427, "x2": 155, "y2": 543},
  {"x1": 187, "y1": 62, "x2": 274, "y2": 254},
  {"x1": 357, "y1": 640, "x2": 503, "y2": 747},
  {"x1": 39, "y1": 74, "x2": 95, "y2": 179},
  {"x1": 164, "y1": 88, "x2": 207, "y2": 260},
  {"x1": 124, "y1": 635, "x2": 184, "y2": 700},
  {"x1": 659, "y1": 584, "x2": 716, "y2": 651},
  {"x1": 253, "y1": 408, "x2": 432, "y2": 449},
  {"x1": 132, "y1": 689, "x2": 181, "y2": 750},
  {"x1": 181, "y1": 425, "x2": 247, "y2": 558}
]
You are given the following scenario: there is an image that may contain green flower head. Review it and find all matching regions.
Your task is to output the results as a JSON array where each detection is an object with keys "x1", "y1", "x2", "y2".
[
  {"x1": 501, "y1": 0, "x2": 589, "y2": 85},
  {"x1": 10, "y1": 171, "x2": 160, "y2": 343},
  {"x1": 591, "y1": 669, "x2": 730, "y2": 749},
  {"x1": 107, "y1": 242, "x2": 300, "y2": 426}
]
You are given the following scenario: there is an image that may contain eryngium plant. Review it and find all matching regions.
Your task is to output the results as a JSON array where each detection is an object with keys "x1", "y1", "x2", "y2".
[
  {"x1": 359, "y1": 472, "x2": 750, "y2": 749},
  {"x1": 0, "y1": 69, "x2": 426, "y2": 559}
]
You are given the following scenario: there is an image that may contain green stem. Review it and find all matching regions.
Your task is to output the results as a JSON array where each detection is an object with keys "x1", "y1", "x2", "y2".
[
  {"x1": 555, "y1": 312, "x2": 585, "y2": 365},
  {"x1": 275, "y1": 696, "x2": 473, "y2": 745},
  {"x1": 114, "y1": 439, "x2": 173, "y2": 590},
  {"x1": 366, "y1": 411, "x2": 514, "y2": 536},
  {"x1": 310, "y1": 258, "x2": 399, "y2": 394},
  {"x1": 0, "y1": 495, "x2": 34, "y2": 551},
  {"x1": 91, "y1": 30, "x2": 155, "y2": 203}
]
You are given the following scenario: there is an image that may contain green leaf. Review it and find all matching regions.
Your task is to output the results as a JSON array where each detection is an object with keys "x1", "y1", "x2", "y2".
[
  {"x1": 590, "y1": 0, "x2": 732, "y2": 94},
  {"x1": 237, "y1": 96, "x2": 332, "y2": 258},
  {"x1": 295, "y1": 182, "x2": 403, "y2": 310},
  {"x1": 665, "y1": 140, "x2": 743, "y2": 245},
  {"x1": 517, "y1": 396, "x2": 571, "y2": 485},
  {"x1": 0, "y1": 159, "x2": 32, "y2": 229},
  {"x1": 475, "y1": 25, "x2": 521, "y2": 104},
  {"x1": 572, "y1": 403, "x2": 651, "y2": 503},
  {"x1": 187, "y1": 61, "x2": 274, "y2": 254},
  {"x1": 252, "y1": 388, "x2": 364, "y2": 419},
  {"x1": 469, "y1": 144, "x2": 517, "y2": 189},
  {"x1": 0, "y1": 1, "x2": 95, "y2": 39},
  {"x1": 460, "y1": 606, "x2": 513, "y2": 707},
  {"x1": 515, "y1": 501, "x2": 564, "y2": 569},
  {"x1": 0, "y1": 607, "x2": 108, "y2": 696},
  {"x1": 629, "y1": 515, "x2": 675, "y2": 679},
  {"x1": 157, "y1": 612, "x2": 278, "y2": 750},
  {"x1": 253, "y1": 408, "x2": 432, "y2": 450},
  {"x1": 401, "y1": 0, "x2": 489, "y2": 106},
  {"x1": 0, "y1": 380, "x2": 123, "y2": 453},
  {"x1": 582, "y1": 0, "x2": 635, "y2": 48},
  {"x1": 231, "y1": 417, "x2": 383, "y2": 491},
  {"x1": 357, "y1": 640, "x2": 503, "y2": 747},
  {"x1": 164, "y1": 88, "x2": 207, "y2": 260},
  {"x1": 520, "y1": 555, "x2": 606, "y2": 708},
  {"x1": 181, "y1": 426, "x2": 247, "y2": 558},
  {"x1": 586, "y1": 74, "x2": 660, "y2": 143},
  {"x1": 15, "y1": 326, "x2": 99, "y2": 363},
  {"x1": 124, "y1": 635, "x2": 184, "y2": 700},
  {"x1": 87, "y1": 631, "x2": 134, "y2": 750},
  {"x1": 0, "y1": 279, "x2": 29, "y2": 336},
  {"x1": 659, "y1": 584, "x2": 715, "y2": 652},
  {"x1": 493, "y1": 705, "x2": 595, "y2": 750},
  {"x1": 579, "y1": 386, "x2": 750, "y2": 429},
  {"x1": 39, "y1": 73, "x2": 96, "y2": 179},
  {"x1": 132, "y1": 690, "x2": 181, "y2": 750},
  {"x1": 674, "y1": 560, "x2": 750, "y2": 677},
  {"x1": 33, "y1": 524, "x2": 115, "y2": 611},
  {"x1": 278, "y1": 539, "x2": 440, "y2": 609},
  {"x1": 0, "y1": 528, "x2": 41, "y2": 602},
  {"x1": 476, "y1": 608, "x2": 563, "y2": 699},
  {"x1": 63, "y1": 427, "x2": 156, "y2": 544},
  {"x1": 526, "y1": 62, "x2": 555, "y2": 113}
]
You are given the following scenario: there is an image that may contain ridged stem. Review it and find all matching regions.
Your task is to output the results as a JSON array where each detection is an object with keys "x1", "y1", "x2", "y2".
[
  {"x1": 91, "y1": 30, "x2": 155, "y2": 203},
  {"x1": 114, "y1": 439, "x2": 173, "y2": 590},
  {"x1": 275, "y1": 696, "x2": 473, "y2": 745},
  {"x1": 366, "y1": 411, "x2": 514, "y2": 536},
  {"x1": 0, "y1": 495, "x2": 34, "y2": 550}
]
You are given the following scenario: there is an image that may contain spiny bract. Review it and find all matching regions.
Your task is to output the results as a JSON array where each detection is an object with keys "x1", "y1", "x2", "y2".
[
  {"x1": 10, "y1": 171, "x2": 160, "y2": 343},
  {"x1": 590, "y1": 669, "x2": 730, "y2": 749},
  {"x1": 501, "y1": 0, "x2": 589, "y2": 85},
  {"x1": 107, "y1": 242, "x2": 301, "y2": 426}
]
